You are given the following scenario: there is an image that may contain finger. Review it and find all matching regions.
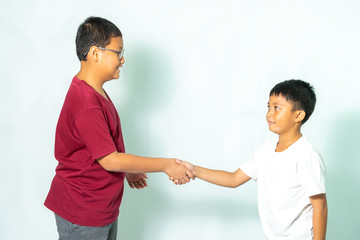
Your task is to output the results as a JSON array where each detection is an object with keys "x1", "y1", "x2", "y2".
[
  {"x1": 169, "y1": 177, "x2": 174, "y2": 181},
  {"x1": 186, "y1": 170, "x2": 195, "y2": 180},
  {"x1": 143, "y1": 173, "x2": 148, "y2": 179},
  {"x1": 137, "y1": 181, "x2": 144, "y2": 188},
  {"x1": 140, "y1": 178, "x2": 148, "y2": 187},
  {"x1": 134, "y1": 182, "x2": 141, "y2": 189},
  {"x1": 175, "y1": 159, "x2": 183, "y2": 165},
  {"x1": 128, "y1": 182, "x2": 135, "y2": 188},
  {"x1": 183, "y1": 173, "x2": 190, "y2": 182},
  {"x1": 139, "y1": 179, "x2": 147, "y2": 188}
]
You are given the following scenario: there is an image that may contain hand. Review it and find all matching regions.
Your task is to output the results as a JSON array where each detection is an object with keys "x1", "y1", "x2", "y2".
[
  {"x1": 169, "y1": 159, "x2": 196, "y2": 185},
  {"x1": 126, "y1": 173, "x2": 148, "y2": 189},
  {"x1": 175, "y1": 159, "x2": 196, "y2": 175},
  {"x1": 164, "y1": 159, "x2": 195, "y2": 185}
]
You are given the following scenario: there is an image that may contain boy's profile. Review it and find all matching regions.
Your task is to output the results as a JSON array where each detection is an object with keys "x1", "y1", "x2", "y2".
[
  {"x1": 177, "y1": 80, "x2": 328, "y2": 240},
  {"x1": 44, "y1": 16, "x2": 194, "y2": 240}
]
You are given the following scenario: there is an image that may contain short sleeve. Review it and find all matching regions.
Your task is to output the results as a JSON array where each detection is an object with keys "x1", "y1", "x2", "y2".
[
  {"x1": 297, "y1": 150, "x2": 326, "y2": 197},
  {"x1": 74, "y1": 108, "x2": 117, "y2": 160},
  {"x1": 241, "y1": 153, "x2": 258, "y2": 180}
]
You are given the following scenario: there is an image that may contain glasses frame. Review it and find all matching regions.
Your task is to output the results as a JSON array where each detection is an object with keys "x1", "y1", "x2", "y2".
[
  {"x1": 98, "y1": 47, "x2": 124, "y2": 60},
  {"x1": 83, "y1": 47, "x2": 124, "y2": 60}
]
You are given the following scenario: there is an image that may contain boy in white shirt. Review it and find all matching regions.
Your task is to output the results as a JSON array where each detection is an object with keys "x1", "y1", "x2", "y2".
[{"x1": 175, "y1": 80, "x2": 327, "y2": 239}]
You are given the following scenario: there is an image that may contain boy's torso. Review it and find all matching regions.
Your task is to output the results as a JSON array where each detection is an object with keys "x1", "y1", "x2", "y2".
[
  {"x1": 45, "y1": 76, "x2": 126, "y2": 227},
  {"x1": 243, "y1": 137, "x2": 325, "y2": 239}
]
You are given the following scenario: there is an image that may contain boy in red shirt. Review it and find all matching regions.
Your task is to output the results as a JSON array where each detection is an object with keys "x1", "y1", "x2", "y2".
[{"x1": 44, "y1": 16, "x2": 194, "y2": 240}]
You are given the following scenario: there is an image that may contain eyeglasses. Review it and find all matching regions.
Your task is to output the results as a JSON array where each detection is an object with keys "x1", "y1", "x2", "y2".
[
  {"x1": 83, "y1": 47, "x2": 125, "y2": 60},
  {"x1": 98, "y1": 47, "x2": 125, "y2": 60}
]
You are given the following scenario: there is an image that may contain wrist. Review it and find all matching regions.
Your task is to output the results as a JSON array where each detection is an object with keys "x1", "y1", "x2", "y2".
[
  {"x1": 162, "y1": 158, "x2": 173, "y2": 175},
  {"x1": 194, "y1": 165, "x2": 199, "y2": 178}
]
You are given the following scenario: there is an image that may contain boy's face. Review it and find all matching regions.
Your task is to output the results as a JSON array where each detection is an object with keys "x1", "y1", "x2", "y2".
[
  {"x1": 98, "y1": 36, "x2": 125, "y2": 81},
  {"x1": 266, "y1": 94, "x2": 302, "y2": 135}
]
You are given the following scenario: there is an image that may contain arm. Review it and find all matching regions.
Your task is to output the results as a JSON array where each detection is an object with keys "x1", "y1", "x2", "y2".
[
  {"x1": 310, "y1": 194, "x2": 328, "y2": 240},
  {"x1": 97, "y1": 151, "x2": 194, "y2": 184},
  {"x1": 196, "y1": 166, "x2": 251, "y2": 188},
  {"x1": 175, "y1": 160, "x2": 251, "y2": 188}
]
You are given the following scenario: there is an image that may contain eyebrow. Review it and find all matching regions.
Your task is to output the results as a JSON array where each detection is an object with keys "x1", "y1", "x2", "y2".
[{"x1": 268, "y1": 102, "x2": 283, "y2": 106}]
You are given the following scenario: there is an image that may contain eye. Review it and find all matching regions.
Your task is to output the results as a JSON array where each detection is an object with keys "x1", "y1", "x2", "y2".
[{"x1": 275, "y1": 106, "x2": 280, "y2": 110}]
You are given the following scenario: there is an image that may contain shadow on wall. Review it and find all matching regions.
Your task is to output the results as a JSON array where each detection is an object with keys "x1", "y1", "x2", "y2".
[
  {"x1": 121, "y1": 42, "x2": 175, "y2": 115},
  {"x1": 114, "y1": 44, "x2": 258, "y2": 240},
  {"x1": 115, "y1": 43, "x2": 176, "y2": 240},
  {"x1": 325, "y1": 111, "x2": 360, "y2": 239},
  {"x1": 117, "y1": 42, "x2": 176, "y2": 155}
]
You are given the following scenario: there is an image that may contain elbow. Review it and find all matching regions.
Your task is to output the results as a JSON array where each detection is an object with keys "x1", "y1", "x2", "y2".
[
  {"x1": 97, "y1": 159, "x2": 116, "y2": 172},
  {"x1": 226, "y1": 177, "x2": 245, "y2": 188},
  {"x1": 97, "y1": 152, "x2": 124, "y2": 172},
  {"x1": 100, "y1": 163, "x2": 117, "y2": 172},
  {"x1": 230, "y1": 182, "x2": 245, "y2": 188}
]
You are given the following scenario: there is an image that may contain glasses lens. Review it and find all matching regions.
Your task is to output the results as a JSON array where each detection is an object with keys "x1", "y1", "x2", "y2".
[{"x1": 119, "y1": 49, "x2": 124, "y2": 59}]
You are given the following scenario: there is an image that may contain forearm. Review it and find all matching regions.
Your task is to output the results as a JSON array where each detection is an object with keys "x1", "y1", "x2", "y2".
[
  {"x1": 98, "y1": 152, "x2": 171, "y2": 173},
  {"x1": 313, "y1": 205, "x2": 328, "y2": 240},
  {"x1": 311, "y1": 194, "x2": 328, "y2": 240},
  {"x1": 195, "y1": 167, "x2": 249, "y2": 188}
]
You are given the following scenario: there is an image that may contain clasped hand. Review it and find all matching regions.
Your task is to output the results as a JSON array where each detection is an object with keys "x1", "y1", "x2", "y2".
[
  {"x1": 126, "y1": 159, "x2": 196, "y2": 189},
  {"x1": 169, "y1": 159, "x2": 196, "y2": 185}
]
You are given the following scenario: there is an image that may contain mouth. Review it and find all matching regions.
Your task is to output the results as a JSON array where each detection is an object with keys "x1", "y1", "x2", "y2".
[{"x1": 267, "y1": 121, "x2": 275, "y2": 125}]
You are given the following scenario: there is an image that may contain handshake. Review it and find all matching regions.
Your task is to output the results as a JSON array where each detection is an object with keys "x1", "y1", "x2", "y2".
[
  {"x1": 125, "y1": 159, "x2": 197, "y2": 189},
  {"x1": 168, "y1": 159, "x2": 196, "y2": 185}
]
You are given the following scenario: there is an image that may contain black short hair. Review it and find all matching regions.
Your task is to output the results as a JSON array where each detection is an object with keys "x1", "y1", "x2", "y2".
[
  {"x1": 75, "y1": 16, "x2": 122, "y2": 61},
  {"x1": 270, "y1": 79, "x2": 316, "y2": 124}
]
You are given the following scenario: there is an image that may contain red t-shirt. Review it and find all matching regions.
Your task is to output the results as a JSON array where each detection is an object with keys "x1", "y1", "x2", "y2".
[{"x1": 45, "y1": 76, "x2": 126, "y2": 227}]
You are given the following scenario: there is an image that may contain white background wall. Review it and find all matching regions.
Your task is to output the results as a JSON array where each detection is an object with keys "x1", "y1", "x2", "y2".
[{"x1": 1, "y1": 0, "x2": 359, "y2": 239}]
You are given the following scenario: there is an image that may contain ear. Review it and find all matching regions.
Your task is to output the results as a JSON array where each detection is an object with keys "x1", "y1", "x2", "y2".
[
  {"x1": 87, "y1": 46, "x2": 100, "y2": 62},
  {"x1": 294, "y1": 110, "x2": 306, "y2": 123}
]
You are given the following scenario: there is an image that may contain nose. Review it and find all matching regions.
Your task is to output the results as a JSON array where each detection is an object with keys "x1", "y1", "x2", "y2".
[
  {"x1": 120, "y1": 56, "x2": 125, "y2": 65},
  {"x1": 266, "y1": 108, "x2": 272, "y2": 119}
]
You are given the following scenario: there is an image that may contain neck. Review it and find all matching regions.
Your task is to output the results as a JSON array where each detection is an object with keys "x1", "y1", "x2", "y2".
[
  {"x1": 276, "y1": 131, "x2": 302, "y2": 152},
  {"x1": 76, "y1": 64, "x2": 108, "y2": 99}
]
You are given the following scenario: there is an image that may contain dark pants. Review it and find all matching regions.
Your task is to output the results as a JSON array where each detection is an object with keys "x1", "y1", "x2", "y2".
[{"x1": 55, "y1": 214, "x2": 118, "y2": 240}]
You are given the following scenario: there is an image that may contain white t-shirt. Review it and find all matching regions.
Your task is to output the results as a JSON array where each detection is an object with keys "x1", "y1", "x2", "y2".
[{"x1": 241, "y1": 136, "x2": 326, "y2": 240}]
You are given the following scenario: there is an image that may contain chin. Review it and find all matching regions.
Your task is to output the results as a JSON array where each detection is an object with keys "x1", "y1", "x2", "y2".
[{"x1": 268, "y1": 126, "x2": 280, "y2": 134}]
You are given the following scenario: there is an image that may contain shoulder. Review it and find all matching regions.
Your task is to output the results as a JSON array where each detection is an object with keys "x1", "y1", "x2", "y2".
[
  {"x1": 57, "y1": 78, "x2": 106, "y2": 129},
  {"x1": 295, "y1": 137, "x2": 326, "y2": 172},
  {"x1": 64, "y1": 78, "x2": 103, "y2": 114},
  {"x1": 254, "y1": 138, "x2": 277, "y2": 154},
  {"x1": 251, "y1": 138, "x2": 277, "y2": 161},
  {"x1": 294, "y1": 137, "x2": 321, "y2": 157}
]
